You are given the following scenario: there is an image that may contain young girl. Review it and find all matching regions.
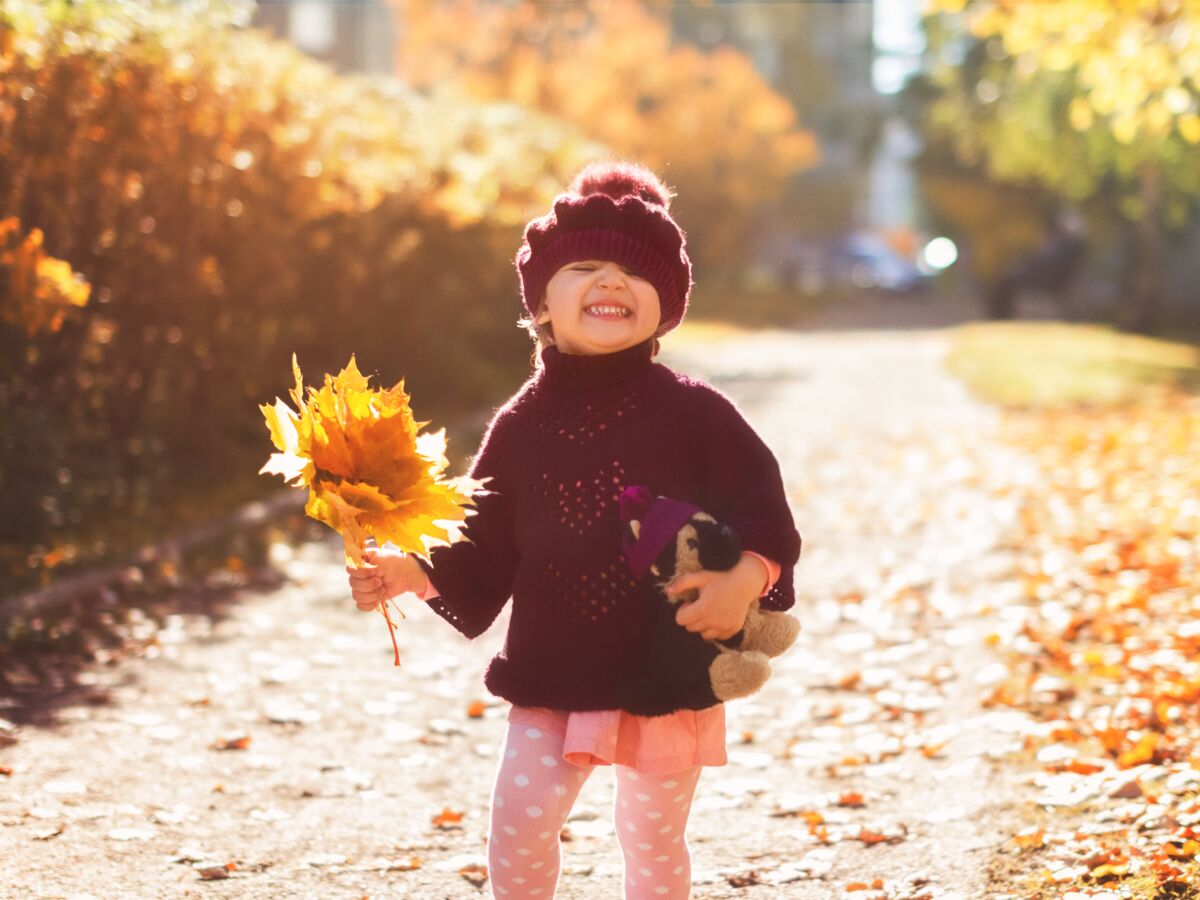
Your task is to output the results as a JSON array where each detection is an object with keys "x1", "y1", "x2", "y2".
[{"x1": 346, "y1": 161, "x2": 801, "y2": 899}]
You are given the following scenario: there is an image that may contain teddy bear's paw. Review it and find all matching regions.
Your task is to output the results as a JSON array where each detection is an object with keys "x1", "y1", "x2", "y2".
[
  {"x1": 709, "y1": 650, "x2": 771, "y2": 702},
  {"x1": 741, "y1": 610, "x2": 801, "y2": 659}
]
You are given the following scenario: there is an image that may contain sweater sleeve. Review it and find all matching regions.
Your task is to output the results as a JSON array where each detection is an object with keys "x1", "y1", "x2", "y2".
[
  {"x1": 417, "y1": 409, "x2": 519, "y2": 639},
  {"x1": 692, "y1": 383, "x2": 802, "y2": 612}
]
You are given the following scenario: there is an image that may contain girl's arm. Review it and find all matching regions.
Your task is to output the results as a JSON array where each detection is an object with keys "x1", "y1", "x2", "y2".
[
  {"x1": 691, "y1": 383, "x2": 802, "y2": 612},
  {"x1": 416, "y1": 411, "x2": 520, "y2": 639},
  {"x1": 669, "y1": 552, "x2": 777, "y2": 640}
]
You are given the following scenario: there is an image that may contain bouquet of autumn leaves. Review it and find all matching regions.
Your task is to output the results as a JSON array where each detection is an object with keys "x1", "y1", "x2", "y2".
[{"x1": 259, "y1": 356, "x2": 483, "y2": 665}]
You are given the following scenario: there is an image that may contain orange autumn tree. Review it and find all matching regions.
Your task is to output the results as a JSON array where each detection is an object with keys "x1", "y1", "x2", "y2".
[{"x1": 392, "y1": 0, "x2": 818, "y2": 269}]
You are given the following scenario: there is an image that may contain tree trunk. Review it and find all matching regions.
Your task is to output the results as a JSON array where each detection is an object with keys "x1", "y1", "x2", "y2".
[{"x1": 1121, "y1": 164, "x2": 1165, "y2": 333}]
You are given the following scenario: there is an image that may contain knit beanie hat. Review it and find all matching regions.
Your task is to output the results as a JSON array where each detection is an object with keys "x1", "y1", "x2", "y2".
[
  {"x1": 516, "y1": 161, "x2": 693, "y2": 334},
  {"x1": 619, "y1": 485, "x2": 703, "y2": 578}
]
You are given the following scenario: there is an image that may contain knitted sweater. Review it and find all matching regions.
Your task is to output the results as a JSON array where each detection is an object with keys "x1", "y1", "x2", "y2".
[{"x1": 420, "y1": 337, "x2": 802, "y2": 712}]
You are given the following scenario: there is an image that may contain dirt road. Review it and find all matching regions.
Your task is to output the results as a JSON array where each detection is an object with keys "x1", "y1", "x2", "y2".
[{"x1": 1, "y1": 325, "x2": 1040, "y2": 899}]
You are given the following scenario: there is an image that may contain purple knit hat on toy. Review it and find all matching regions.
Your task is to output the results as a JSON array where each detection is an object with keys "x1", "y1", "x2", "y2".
[
  {"x1": 619, "y1": 485, "x2": 702, "y2": 579},
  {"x1": 515, "y1": 162, "x2": 694, "y2": 334}
]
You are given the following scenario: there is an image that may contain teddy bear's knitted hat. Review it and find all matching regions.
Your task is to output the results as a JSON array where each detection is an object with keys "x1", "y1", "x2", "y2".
[
  {"x1": 515, "y1": 161, "x2": 693, "y2": 334},
  {"x1": 619, "y1": 485, "x2": 703, "y2": 579}
]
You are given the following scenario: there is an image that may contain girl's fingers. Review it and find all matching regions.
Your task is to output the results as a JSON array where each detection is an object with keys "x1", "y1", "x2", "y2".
[{"x1": 665, "y1": 571, "x2": 712, "y2": 596}]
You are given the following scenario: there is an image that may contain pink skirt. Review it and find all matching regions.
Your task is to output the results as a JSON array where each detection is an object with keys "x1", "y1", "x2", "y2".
[{"x1": 507, "y1": 704, "x2": 728, "y2": 775}]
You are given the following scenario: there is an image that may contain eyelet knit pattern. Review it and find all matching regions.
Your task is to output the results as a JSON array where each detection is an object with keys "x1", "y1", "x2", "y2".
[
  {"x1": 420, "y1": 338, "x2": 801, "y2": 713},
  {"x1": 532, "y1": 459, "x2": 627, "y2": 535}
]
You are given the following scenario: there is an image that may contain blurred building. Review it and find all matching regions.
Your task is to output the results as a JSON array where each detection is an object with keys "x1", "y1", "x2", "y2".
[
  {"x1": 671, "y1": 1, "x2": 885, "y2": 239},
  {"x1": 251, "y1": 0, "x2": 395, "y2": 75}
]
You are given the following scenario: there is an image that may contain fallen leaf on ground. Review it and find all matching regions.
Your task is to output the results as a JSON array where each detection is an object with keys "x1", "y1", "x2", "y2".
[
  {"x1": 770, "y1": 808, "x2": 824, "y2": 825},
  {"x1": 194, "y1": 868, "x2": 234, "y2": 883},
  {"x1": 846, "y1": 878, "x2": 885, "y2": 891},
  {"x1": 209, "y1": 735, "x2": 251, "y2": 751},
  {"x1": 1013, "y1": 827, "x2": 1046, "y2": 850},
  {"x1": 1090, "y1": 861, "x2": 1130, "y2": 878},
  {"x1": 432, "y1": 807, "x2": 465, "y2": 829},
  {"x1": 726, "y1": 870, "x2": 761, "y2": 887},
  {"x1": 459, "y1": 863, "x2": 488, "y2": 887}
]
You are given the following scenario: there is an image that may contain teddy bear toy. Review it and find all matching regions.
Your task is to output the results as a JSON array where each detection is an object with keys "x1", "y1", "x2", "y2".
[{"x1": 614, "y1": 485, "x2": 801, "y2": 717}]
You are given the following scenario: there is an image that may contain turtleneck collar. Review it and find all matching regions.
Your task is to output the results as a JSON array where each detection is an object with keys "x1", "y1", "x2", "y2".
[{"x1": 538, "y1": 337, "x2": 657, "y2": 390}]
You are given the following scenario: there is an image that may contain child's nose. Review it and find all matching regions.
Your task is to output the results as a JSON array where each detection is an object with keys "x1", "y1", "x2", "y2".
[{"x1": 595, "y1": 264, "x2": 625, "y2": 287}]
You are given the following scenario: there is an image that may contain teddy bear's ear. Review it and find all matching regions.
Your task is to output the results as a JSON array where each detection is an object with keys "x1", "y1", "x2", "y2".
[{"x1": 621, "y1": 519, "x2": 641, "y2": 555}]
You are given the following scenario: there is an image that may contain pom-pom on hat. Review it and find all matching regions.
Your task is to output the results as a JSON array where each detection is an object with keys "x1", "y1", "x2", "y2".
[
  {"x1": 516, "y1": 161, "x2": 693, "y2": 334},
  {"x1": 619, "y1": 485, "x2": 703, "y2": 579}
]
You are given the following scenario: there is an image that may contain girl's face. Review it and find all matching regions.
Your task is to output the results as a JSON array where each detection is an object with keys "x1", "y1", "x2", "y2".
[{"x1": 541, "y1": 260, "x2": 661, "y2": 355}]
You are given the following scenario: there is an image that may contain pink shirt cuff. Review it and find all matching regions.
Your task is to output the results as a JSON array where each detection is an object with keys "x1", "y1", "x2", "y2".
[
  {"x1": 742, "y1": 551, "x2": 780, "y2": 598},
  {"x1": 415, "y1": 571, "x2": 440, "y2": 601}
]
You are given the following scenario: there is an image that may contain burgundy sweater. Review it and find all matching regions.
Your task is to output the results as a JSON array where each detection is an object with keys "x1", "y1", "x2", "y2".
[{"x1": 420, "y1": 337, "x2": 802, "y2": 712}]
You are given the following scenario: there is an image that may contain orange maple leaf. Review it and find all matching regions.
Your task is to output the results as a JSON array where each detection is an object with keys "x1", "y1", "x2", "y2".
[{"x1": 432, "y1": 807, "x2": 465, "y2": 829}]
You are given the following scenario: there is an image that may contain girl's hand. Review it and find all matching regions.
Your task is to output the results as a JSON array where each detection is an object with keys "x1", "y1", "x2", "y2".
[
  {"x1": 667, "y1": 555, "x2": 768, "y2": 641},
  {"x1": 346, "y1": 546, "x2": 428, "y2": 611}
]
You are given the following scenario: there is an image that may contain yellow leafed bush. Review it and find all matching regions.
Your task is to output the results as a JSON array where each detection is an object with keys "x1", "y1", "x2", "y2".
[
  {"x1": 0, "y1": 217, "x2": 90, "y2": 338},
  {"x1": 0, "y1": 0, "x2": 595, "y2": 591}
]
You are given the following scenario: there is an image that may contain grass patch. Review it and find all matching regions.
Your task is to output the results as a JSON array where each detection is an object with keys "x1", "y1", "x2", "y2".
[{"x1": 945, "y1": 322, "x2": 1200, "y2": 408}]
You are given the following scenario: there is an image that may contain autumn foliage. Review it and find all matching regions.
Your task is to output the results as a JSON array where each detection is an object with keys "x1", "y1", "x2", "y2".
[
  {"x1": 260, "y1": 355, "x2": 481, "y2": 563},
  {"x1": 260, "y1": 354, "x2": 482, "y2": 663},
  {"x1": 0, "y1": 1, "x2": 593, "y2": 589},
  {"x1": 0, "y1": 217, "x2": 91, "y2": 338},
  {"x1": 393, "y1": 0, "x2": 818, "y2": 269},
  {"x1": 986, "y1": 390, "x2": 1200, "y2": 893},
  {"x1": 918, "y1": 0, "x2": 1200, "y2": 325}
]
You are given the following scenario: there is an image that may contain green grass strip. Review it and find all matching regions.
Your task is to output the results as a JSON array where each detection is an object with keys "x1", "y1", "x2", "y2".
[{"x1": 945, "y1": 322, "x2": 1200, "y2": 409}]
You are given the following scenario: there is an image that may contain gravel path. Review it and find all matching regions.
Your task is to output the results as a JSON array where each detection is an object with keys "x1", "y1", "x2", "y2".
[{"x1": 1, "y1": 327, "x2": 1039, "y2": 899}]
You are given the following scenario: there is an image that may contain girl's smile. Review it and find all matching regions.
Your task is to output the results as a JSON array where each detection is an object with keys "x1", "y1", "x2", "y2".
[
  {"x1": 584, "y1": 302, "x2": 632, "y2": 318},
  {"x1": 542, "y1": 260, "x2": 661, "y2": 355}
]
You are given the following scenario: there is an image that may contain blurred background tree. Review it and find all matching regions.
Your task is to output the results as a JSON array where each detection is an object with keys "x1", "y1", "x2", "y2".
[
  {"x1": 915, "y1": 0, "x2": 1200, "y2": 331},
  {"x1": 2, "y1": 0, "x2": 848, "y2": 596},
  {"x1": 0, "y1": 0, "x2": 598, "y2": 591},
  {"x1": 391, "y1": 0, "x2": 819, "y2": 274}
]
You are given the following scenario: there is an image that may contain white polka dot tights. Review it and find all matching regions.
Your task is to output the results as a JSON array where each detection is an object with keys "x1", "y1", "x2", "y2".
[{"x1": 487, "y1": 723, "x2": 701, "y2": 899}]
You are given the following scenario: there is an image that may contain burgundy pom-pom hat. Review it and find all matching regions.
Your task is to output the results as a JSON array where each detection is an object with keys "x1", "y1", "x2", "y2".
[{"x1": 515, "y1": 161, "x2": 694, "y2": 334}]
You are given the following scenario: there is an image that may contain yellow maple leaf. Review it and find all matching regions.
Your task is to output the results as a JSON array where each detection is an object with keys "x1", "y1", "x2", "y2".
[{"x1": 260, "y1": 355, "x2": 485, "y2": 664}]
